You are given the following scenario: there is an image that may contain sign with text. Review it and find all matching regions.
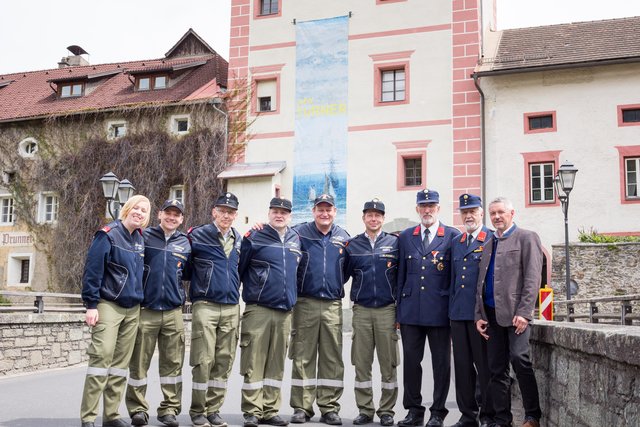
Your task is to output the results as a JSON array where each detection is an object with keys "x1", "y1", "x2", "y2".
[{"x1": 1, "y1": 232, "x2": 34, "y2": 247}]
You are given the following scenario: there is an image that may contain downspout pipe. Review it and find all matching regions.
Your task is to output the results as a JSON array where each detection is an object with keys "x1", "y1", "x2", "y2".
[
  {"x1": 472, "y1": 72, "x2": 487, "y2": 222},
  {"x1": 211, "y1": 98, "x2": 230, "y2": 189},
  {"x1": 210, "y1": 97, "x2": 229, "y2": 155}
]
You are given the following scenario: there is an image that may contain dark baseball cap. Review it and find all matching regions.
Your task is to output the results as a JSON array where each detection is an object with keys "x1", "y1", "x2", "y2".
[
  {"x1": 314, "y1": 193, "x2": 335, "y2": 207},
  {"x1": 269, "y1": 197, "x2": 293, "y2": 212},
  {"x1": 161, "y1": 199, "x2": 184, "y2": 214}
]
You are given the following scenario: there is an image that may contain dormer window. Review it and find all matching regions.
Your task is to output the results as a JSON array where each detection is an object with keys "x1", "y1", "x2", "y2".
[
  {"x1": 60, "y1": 82, "x2": 84, "y2": 98},
  {"x1": 136, "y1": 75, "x2": 168, "y2": 91},
  {"x1": 48, "y1": 76, "x2": 88, "y2": 98},
  {"x1": 155, "y1": 76, "x2": 167, "y2": 89}
]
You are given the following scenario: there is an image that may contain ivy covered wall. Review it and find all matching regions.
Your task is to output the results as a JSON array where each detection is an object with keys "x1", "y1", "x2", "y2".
[{"x1": 0, "y1": 102, "x2": 239, "y2": 292}]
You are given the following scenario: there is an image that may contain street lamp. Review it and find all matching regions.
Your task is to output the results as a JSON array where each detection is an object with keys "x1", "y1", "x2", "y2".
[
  {"x1": 100, "y1": 172, "x2": 136, "y2": 220},
  {"x1": 554, "y1": 161, "x2": 578, "y2": 308}
]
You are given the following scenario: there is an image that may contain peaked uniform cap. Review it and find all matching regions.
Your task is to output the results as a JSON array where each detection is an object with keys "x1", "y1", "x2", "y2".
[
  {"x1": 416, "y1": 188, "x2": 440, "y2": 204},
  {"x1": 269, "y1": 197, "x2": 292, "y2": 212},
  {"x1": 215, "y1": 192, "x2": 239, "y2": 209},
  {"x1": 363, "y1": 198, "x2": 385, "y2": 214},
  {"x1": 458, "y1": 193, "x2": 482, "y2": 210}
]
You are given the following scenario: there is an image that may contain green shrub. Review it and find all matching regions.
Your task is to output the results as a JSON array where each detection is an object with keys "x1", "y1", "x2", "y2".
[{"x1": 578, "y1": 227, "x2": 640, "y2": 243}]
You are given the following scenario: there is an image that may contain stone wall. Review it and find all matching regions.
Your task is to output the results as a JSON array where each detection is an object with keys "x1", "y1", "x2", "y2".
[
  {"x1": 0, "y1": 313, "x2": 90, "y2": 376},
  {"x1": 551, "y1": 242, "x2": 640, "y2": 315},
  {"x1": 511, "y1": 321, "x2": 640, "y2": 426},
  {"x1": 0, "y1": 313, "x2": 195, "y2": 376}
]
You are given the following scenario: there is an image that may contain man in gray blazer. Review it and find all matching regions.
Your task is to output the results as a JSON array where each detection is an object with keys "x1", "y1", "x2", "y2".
[{"x1": 474, "y1": 197, "x2": 542, "y2": 427}]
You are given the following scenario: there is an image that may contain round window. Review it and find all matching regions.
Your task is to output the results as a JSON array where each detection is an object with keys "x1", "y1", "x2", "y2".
[{"x1": 18, "y1": 137, "x2": 39, "y2": 158}]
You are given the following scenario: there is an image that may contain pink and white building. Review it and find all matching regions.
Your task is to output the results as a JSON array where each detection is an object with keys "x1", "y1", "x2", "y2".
[
  {"x1": 223, "y1": 0, "x2": 485, "y2": 233},
  {"x1": 222, "y1": 0, "x2": 640, "y2": 280}
]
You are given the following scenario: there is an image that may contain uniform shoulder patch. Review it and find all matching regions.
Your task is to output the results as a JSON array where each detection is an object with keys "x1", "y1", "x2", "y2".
[
  {"x1": 244, "y1": 230, "x2": 252, "y2": 238},
  {"x1": 477, "y1": 231, "x2": 487, "y2": 242},
  {"x1": 437, "y1": 226, "x2": 445, "y2": 237},
  {"x1": 412, "y1": 225, "x2": 421, "y2": 236},
  {"x1": 101, "y1": 225, "x2": 111, "y2": 233}
]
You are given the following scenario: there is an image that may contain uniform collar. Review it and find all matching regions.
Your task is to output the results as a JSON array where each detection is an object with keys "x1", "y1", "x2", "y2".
[
  {"x1": 420, "y1": 221, "x2": 440, "y2": 238},
  {"x1": 213, "y1": 221, "x2": 233, "y2": 239}
]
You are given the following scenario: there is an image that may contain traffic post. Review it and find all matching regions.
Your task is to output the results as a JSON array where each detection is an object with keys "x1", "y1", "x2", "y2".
[{"x1": 539, "y1": 285, "x2": 554, "y2": 321}]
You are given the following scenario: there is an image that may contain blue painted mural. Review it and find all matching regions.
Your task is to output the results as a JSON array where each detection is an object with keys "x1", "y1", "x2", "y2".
[{"x1": 293, "y1": 16, "x2": 349, "y2": 226}]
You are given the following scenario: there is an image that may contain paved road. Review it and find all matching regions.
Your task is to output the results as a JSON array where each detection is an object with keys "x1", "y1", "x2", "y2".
[{"x1": 0, "y1": 332, "x2": 462, "y2": 427}]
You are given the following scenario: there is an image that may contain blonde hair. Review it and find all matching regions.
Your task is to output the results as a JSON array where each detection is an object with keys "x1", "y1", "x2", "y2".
[{"x1": 119, "y1": 195, "x2": 151, "y2": 228}]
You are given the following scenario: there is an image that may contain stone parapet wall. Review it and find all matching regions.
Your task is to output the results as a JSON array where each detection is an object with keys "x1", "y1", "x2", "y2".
[
  {"x1": 0, "y1": 313, "x2": 90, "y2": 376},
  {"x1": 551, "y1": 242, "x2": 640, "y2": 315},
  {"x1": 512, "y1": 321, "x2": 640, "y2": 426},
  {"x1": 0, "y1": 313, "x2": 194, "y2": 377}
]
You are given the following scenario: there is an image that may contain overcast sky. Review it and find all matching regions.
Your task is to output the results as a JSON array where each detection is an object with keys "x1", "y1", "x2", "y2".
[{"x1": 1, "y1": 0, "x2": 640, "y2": 74}]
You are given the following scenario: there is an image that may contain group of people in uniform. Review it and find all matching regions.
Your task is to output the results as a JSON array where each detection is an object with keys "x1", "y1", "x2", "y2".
[{"x1": 79, "y1": 187, "x2": 543, "y2": 427}]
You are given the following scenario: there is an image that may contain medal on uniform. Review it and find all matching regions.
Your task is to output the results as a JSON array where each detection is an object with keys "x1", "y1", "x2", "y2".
[
  {"x1": 437, "y1": 262, "x2": 444, "y2": 271},
  {"x1": 431, "y1": 251, "x2": 439, "y2": 264}
]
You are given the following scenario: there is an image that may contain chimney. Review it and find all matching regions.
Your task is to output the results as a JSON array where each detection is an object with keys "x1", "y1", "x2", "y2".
[{"x1": 58, "y1": 45, "x2": 90, "y2": 68}]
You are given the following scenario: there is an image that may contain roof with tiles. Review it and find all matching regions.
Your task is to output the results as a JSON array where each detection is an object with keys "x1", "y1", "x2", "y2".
[
  {"x1": 478, "y1": 16, "x2": 640, "y2": 74},
  {"x1": 0, "y1": 29, "x2": 228, "y2": 123}
]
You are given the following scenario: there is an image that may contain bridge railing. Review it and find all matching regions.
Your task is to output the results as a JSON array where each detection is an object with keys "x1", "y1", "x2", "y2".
[
  {"x1": 0, "y1": 291, "x2": 196, "y2": 315},
  {"x1": 0, "y1": 290, "x2": 85, "y2": 314},
  {"x1": 553, "y1": 293, "x2": 640, "y2": 325}
]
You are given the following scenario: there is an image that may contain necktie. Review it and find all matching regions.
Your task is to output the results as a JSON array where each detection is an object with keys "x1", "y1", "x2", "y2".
[
  {"x1": 467, "y1": 234, "x2": 473, "y2": 248},
  {"x1": 422, "y1": 229, "x2": 430, "y2": 251}
]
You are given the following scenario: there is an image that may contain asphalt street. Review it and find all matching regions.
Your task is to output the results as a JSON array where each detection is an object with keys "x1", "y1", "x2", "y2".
[{"x1": 0, "y1": 332, "x2": 462, "y2": 427}]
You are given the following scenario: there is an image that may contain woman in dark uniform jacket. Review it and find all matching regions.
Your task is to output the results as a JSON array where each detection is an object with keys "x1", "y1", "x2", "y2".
[{"x1": 80, "y1": 195, "x2": 151, "y2": 427}]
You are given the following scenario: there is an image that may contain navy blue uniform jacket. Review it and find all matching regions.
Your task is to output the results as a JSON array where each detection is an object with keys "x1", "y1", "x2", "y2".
[
  {"x1": 344, "y1": 231, "x2": 398, "y2": 308},
  {"x1": 239, "y1": 225, "x2": 301, "y2": 311},
  {"x1": 449, "y1": 226, "x2": 492, "y2": 321},
  {"x1": 188, "y1": 223, "x2": 242, "y2": 305},
  {"x1": 396, "y1": 222, "x2": 458, "y2": 327},
  {"x1": 141, "y1": 225, "x2": 191, "y2": 310},
  {"x1": 81, "y1": 220, "x2": 145, "y2": 309},
  {"x1": 294, "y1": 222, "x2": 350, "y2": 300}
]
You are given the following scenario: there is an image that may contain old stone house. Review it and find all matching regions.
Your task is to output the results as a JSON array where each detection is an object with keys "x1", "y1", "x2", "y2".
[{"x1": 0, "y1": 29, "x2": 231, "y2": 291}]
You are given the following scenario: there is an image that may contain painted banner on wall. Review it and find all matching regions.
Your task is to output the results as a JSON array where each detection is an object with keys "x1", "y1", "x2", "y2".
[{"x1": 292, "y1": 16, "x2": 349, "y2": 226}]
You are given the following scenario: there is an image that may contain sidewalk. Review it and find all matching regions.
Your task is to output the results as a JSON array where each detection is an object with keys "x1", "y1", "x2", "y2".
[{"x1": 0, "y1": 332, "x2": 462, "y2": 427}]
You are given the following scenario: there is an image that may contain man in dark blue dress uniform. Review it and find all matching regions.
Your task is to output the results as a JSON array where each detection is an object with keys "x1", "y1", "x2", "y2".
[
  {"x1": 449, "y1": 194, "x2": 493, "y2": 427},
  {"x1": 396, "y1": 189, "x2": 458, "y2": 427}
]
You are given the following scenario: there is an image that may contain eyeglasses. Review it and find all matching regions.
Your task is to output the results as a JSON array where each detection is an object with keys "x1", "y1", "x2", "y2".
[{"x1": 215, "y1": 208, "x2": 237, "y2": 217}]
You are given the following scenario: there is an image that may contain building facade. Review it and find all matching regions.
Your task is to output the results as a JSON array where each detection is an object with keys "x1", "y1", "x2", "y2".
[
  {"x1": 475, "y1": 16, "x2": 640, "y2": 284},
  {"x1": 224, "y1": 0, "x2": 486, "y2": 233},
  {"x1": 0, "y1": 29, "x2": 229, "y2": 291},
  {"x1": 225, "y1": 1, "x2": 640, "y2": 291}
]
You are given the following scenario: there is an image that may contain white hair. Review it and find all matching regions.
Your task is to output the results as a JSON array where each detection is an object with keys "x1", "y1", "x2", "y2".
[{"x1": 489, "y1": 196, "x2": 513, "y2": 210}]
